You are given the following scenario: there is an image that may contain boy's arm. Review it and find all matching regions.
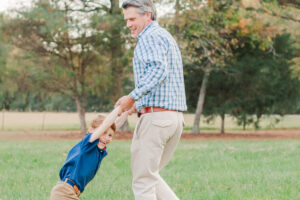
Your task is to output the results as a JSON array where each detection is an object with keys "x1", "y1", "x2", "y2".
[
  {"x1": 115, "y1": 110, "x2": 129, "y2": 128},
  {"x1": 89, "y1": 106, "x2": 121, "y2": 143}
]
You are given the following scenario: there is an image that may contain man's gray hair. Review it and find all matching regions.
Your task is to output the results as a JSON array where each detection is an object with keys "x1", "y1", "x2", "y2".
[{"x1": 122, "y1": 0, "x2": 157, "y2": 21}]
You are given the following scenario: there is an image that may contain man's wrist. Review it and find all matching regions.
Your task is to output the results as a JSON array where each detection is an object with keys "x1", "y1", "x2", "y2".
[
  {"x1": 129, "y1": 90, "x2": 140, "y2": 101},
  {"x1": 127, "y1": 95, "x2": 135, "y2": 104}
]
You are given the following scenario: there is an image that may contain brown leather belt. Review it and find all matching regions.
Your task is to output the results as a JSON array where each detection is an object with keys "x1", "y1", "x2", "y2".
[
  {"x1": 64, "y1": 178, "x2": 81, "y2": 197},
  {"x1": 138, "y1": 107, "x2": 179, "y2": 117}
]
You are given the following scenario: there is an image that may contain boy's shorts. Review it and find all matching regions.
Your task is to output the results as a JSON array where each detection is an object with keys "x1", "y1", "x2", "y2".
[{"x1": 50, "y1": 181, "x2": 79, "y2": 200}]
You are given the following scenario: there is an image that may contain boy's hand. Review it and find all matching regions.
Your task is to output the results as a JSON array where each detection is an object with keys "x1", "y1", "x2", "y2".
[
  {"x1": 97, "y1": 142, "x2": 106, "y2": 149},
  {"x1": 115, "y1": 95, "x2": 135, "y2": 115},
  {"x1": 128, "y1": 102, "x2": 137, "y2": 115}
]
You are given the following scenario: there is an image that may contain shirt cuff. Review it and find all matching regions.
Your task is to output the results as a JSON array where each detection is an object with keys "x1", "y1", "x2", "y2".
[
  {"x1": 99, "y1": 147, "x2": 106, "y2": 153},
  {"x1": 129, "y1": 89, "x2": 143, "y2": 101}
]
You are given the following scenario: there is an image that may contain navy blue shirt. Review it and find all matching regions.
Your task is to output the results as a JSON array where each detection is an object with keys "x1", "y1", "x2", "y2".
[{"x1": 59, "y1": 133, "x2": 107, "y2": 193}]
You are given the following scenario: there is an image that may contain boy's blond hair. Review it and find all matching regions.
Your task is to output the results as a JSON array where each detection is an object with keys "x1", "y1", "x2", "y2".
[{"x1": 90, "y1": 114, "x2": 116, "y2": 133}]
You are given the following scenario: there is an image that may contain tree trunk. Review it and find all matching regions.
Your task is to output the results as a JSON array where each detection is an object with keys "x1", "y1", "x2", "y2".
[
  {"x1": 192, "y1": 70, "x2": 210, "y2": 134},
  {"x1": 243, "y1": 117, "x2": 246, "y2": 130},
  {"x1": 110, "y1": 0, "x2": 123, "y2": 102},
  {"x1": 109, "y1": 0, "x2": 130, "y2": 131},
  {"x1": 174, "y1": 0, "x2": 180, "y2": 37},
  {"x1": 1, "y1": 109, "x2": 5, "y2": 131},
  {"x1": 75, "y1": 97, "x2": 87, "y2": 134},
  {"x1": 220, "y1": 113, "x2": 225, "y2": 134}
]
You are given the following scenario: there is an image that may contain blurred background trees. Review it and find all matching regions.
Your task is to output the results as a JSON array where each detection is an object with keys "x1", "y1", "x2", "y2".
[
  {"x1": 1, "y1": 0, "x2": 132, "y2": 133},
  {"x1": 0, "y1": 0, "x2": 299, "y2": 133}
]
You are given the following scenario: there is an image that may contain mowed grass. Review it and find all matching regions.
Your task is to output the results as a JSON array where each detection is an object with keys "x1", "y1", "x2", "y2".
[{"x1": 1, "y1": 140, "x2": 300, "y2": 200}]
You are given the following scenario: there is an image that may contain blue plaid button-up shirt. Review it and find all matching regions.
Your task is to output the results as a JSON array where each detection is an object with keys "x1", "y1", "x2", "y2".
[{"x1": 129, "y1": 21, "x2": 187, "y2": 112}]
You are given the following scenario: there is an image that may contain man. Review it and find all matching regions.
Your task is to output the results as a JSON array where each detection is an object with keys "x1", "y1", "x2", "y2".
[{"x1": 115, "y1": 0, "x2": 187, "y2": 199}]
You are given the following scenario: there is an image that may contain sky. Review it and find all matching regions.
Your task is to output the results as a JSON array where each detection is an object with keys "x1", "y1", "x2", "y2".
[
  {"x1": 0, "y1": 0, "x2": 173, "y2": 17},
  {"x1": 0, "y1": 0, "x2": 31, "y2": 13}
]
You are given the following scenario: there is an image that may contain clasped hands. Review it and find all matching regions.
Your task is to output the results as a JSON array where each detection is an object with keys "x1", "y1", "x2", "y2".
[{"x1": 115, "y1": 95, "x2": 137, "y2": 116}]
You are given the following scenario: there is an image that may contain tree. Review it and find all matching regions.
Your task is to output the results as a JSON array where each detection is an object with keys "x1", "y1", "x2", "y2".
[
  {"x1": 109, "y1": 0, "x2": 125, "y2": 102},
  {"x1": 202, "y1": 70, "x2": 235, "y2": 133},
  {"x1": 179, "y1": 0, "x2": 298, "y2": 133},
  {"x1": 180, "y1": 0, "x2": 239, "y2": 133},
  {"x1": 0, "y1": 13, "x2": 14, "y2": 110},
  {"x1": 3, "y1": 0, "x2": 120, "y2": 133},
  {"x1": 107, "y1": 0, "x2": 131, "y2": 131},
  {"x1": 204, "y1": 32, "x2": 299, "y2": 131}
]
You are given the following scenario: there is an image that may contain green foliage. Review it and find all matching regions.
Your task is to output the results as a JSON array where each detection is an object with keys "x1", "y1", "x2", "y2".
[
  {"x1": 202, "y1": 33, "x2": 300, "y2": 129},
  {"x1": 181, "y1": 0, "x2": 240, "y2": 67},
  {"x1": 0, "y1": 0, "x2": 136, "y2": 132},
  {"x1": 0, "y1": 0, "x2": 299, "y2": 133},
  {"x1": 183, "y1": 62, "x2": 204, "y2": 112},
  {"x1": 263, "y1": 0, "x2": 300, "y2": 7},
  {"x1": 0, "y1": 46, "x2": 9, "y2": 109},
  {"x1": 181, "y1": 0, "x2": 300, "y2": 130}
]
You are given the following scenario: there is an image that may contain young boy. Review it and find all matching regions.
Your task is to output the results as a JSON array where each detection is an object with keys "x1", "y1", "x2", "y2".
[{"x1": 50, "y1": 110, "x2": 123, "y2": 200}]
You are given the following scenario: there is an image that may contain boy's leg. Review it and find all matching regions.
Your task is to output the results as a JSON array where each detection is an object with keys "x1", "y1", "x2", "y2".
[
  {"x1": 131, "y1": 112, "x2": 183, "y2": 200},
  {"x1": 50, "y1": 182, "x2": 79, "y2": 200}
]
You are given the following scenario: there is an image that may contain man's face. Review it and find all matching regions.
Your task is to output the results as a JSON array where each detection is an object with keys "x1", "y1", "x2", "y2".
[
  {"x1": 123, "y1": 6, "x2": 152, "y2": 38},
  {"x1": 98, "y1": 128, "x2": 114, "y2": 148}
]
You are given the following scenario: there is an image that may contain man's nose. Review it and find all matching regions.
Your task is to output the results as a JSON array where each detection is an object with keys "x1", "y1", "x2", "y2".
[{"x1": 126, "y1": 21, "x2": 131, "y2": 28}]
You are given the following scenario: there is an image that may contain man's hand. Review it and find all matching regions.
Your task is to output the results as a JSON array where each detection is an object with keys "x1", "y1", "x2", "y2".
[{"x1": 115, "y1": 95, "x2": 135, "y2": 115}]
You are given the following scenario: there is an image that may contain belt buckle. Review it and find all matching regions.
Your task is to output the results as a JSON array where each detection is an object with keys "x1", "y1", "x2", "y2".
[{"x1": 73, "y1": 185, "x2": 81, "y2": 197}]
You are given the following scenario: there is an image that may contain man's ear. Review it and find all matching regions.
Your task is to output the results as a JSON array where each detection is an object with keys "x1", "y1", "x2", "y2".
[{"x1": 146, "y1": 11, "x2": 152, "y2": 20}]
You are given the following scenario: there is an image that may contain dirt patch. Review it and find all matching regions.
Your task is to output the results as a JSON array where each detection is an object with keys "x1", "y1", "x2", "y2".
[{"x1": 0, "y1": 129, "x2": 300, "y2": 141}]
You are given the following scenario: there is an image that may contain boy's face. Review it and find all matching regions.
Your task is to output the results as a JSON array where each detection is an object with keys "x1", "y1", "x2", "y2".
[{"x1": 97, "y1": 127, "x2": 114, "y2": 148}]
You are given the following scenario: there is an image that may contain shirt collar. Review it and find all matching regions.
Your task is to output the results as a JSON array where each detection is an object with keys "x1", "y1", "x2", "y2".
[{"x1": 138, "y1": 21, "x2": 159, "y2": 39}]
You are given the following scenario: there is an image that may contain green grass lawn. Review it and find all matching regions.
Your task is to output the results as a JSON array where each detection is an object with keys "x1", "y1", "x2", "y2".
[{"x1": 1, "y1": 140, "x2": 300, "y2": 200}]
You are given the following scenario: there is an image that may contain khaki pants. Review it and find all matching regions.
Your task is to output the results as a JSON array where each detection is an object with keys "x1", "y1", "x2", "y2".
[
  {"x1": 50, "y1": 181, "x2": 79, "y2": 200},
  {"x1": 131, "y1": 111, "x2": 184, "y2": 200}
]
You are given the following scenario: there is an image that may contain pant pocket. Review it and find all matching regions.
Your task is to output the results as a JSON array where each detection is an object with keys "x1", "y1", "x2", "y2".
[
  {"x1": 134, "y1": 116, "x2": 145, "y2": 140},
  {"x1": 151, "y1": 119, "x2": 175, "y2": 145},
  {"x1": 151, "y1": 120, "x2": 173, "y2": 128}
]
